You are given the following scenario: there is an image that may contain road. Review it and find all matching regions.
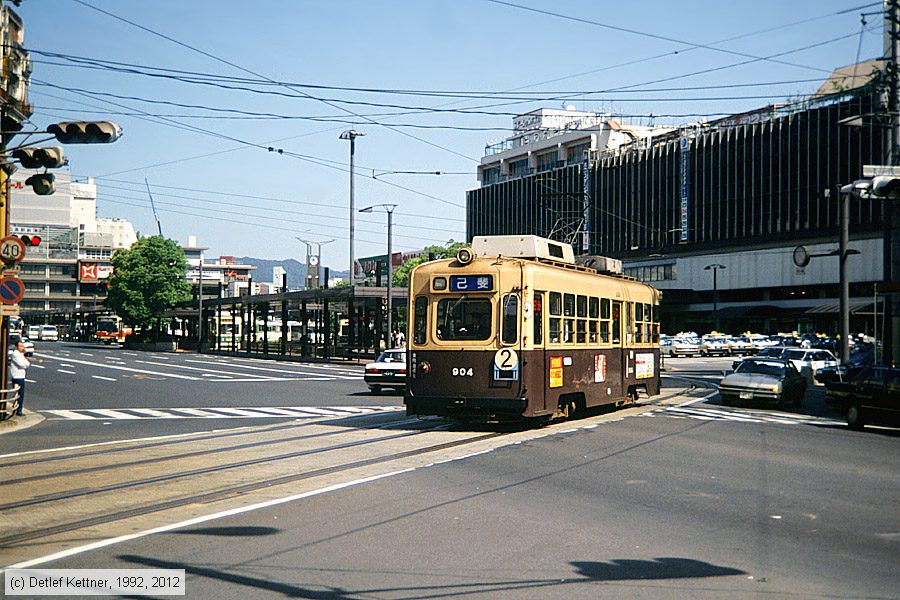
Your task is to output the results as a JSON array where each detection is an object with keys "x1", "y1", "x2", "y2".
[{"x1": 1, "y1": 347, "x2": 897, "y2": 599}]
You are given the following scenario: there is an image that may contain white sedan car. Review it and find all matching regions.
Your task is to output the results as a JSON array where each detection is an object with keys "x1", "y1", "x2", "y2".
[
  {"x1": 780, "y1": 348, "x2": 839, "y2": 384},
  {"x1": 364, "y1": 349, "x2": 407, "y2": 394}
]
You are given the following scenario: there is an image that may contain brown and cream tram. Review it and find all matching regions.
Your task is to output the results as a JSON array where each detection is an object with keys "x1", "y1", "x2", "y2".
[{"x1": 405, "y1": 235, "x2": 661, "y2": 423}]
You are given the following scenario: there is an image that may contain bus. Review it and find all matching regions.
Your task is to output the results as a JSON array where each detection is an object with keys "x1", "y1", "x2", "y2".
[
  {"x1": 96, "y1": 316, "x2": 132, "y2": 344},
  {"x1": 405, "y1": 235, "x2": 661, "y2": 423}
]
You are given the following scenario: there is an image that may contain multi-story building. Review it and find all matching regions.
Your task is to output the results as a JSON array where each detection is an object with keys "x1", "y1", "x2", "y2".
[
  {"x1": 182, "y1": 238, "x2": 256, "y2": 299},
  {"x1": 10, "y1": 171, "x2": 138, "y2": 315},
  {"x1": 467, "y1": 63, "x2": 893, "y2": 339}
]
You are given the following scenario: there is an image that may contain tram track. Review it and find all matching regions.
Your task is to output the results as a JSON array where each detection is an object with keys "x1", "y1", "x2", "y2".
[{"x1": 0, "y1": 430, "x2": 503, "y2": 549}]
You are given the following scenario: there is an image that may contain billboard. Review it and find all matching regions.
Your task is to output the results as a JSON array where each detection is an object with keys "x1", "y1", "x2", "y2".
[{"x1": 79, "y1": 262, "x2": 113, "y2": 282}]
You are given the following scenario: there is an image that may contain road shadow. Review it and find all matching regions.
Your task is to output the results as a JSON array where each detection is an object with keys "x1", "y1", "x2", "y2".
[
  {"x1": 118, "y1": 554, "x2": 745, "y2": 598},
  {"x1": 171, "y1": 526, "x2": 279, "y2": 537},
  {"x1": 572, "y1": 558, "x2": 745, "y2": 580}
]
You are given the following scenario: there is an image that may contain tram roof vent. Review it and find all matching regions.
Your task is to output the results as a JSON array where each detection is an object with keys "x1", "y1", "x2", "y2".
[
  {"x1": 575, "y1": 255, "x2": 623, "y2": 275},
  {"x1": 470, "y1": 235, "x2": 575, "y2": 263}
]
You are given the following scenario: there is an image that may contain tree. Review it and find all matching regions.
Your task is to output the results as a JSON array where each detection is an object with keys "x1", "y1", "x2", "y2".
[
  {"x1": 105, "y1": 236, "x2": 191, "y2": 332},
  {"x1": 392, "y1": 239, "x2": 466, "y2": 288}
]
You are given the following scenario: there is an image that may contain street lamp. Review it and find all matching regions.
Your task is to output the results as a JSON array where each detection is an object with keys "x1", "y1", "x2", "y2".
[
  {"x1": 704, "y1": 263, "x2": 726, "y2": 332},
  {"x1": 340, "y1": 130, "x2": 366, "y2": 286},
  {"x1": 360, "y1": 203, "x2": 397, "y2": 349}
]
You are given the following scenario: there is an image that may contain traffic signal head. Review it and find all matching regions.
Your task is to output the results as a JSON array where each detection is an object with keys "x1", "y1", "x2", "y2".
[
  {"x1": 12, "y1": 146, "x2": 67, "y2": 169},
  {"x1": 872, "y1": 176, "x2": 900, "y2": 198},
  {"x1": 25, "y1": 173, "x2": 55, "y2": 195},
  {"x1": 48, "y1": 121, "x2": 122, "y2": 144},
  {"x1": 19, "y1": 235, "x2": 41, "y2": 246}
]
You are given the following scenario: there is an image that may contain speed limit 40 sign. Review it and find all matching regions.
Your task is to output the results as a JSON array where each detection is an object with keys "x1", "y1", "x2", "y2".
[{"x1": 0, "y1": 236, "x2": 26, "y2": 265}]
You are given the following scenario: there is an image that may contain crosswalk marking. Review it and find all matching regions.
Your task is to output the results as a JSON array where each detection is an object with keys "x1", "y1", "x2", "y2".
[
  {"x1": 43, "y1": 406, "x2": 403, "y2": 420},
  {"x1": 643, "y1": 405, "x2": 844, "y2": 427}
]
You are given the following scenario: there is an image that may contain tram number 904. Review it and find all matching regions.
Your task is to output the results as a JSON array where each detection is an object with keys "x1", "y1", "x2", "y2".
[{"x1": 451, "y1": 367, "x2": 474, "y2": 377}]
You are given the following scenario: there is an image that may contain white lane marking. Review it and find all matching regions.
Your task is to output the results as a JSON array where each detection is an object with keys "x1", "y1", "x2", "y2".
[
  {"x1": 80, "y1": 353, "x2": 94, "y2": 357},
  {"x1": 8, "y1": 467, "x2": 417, "y2": 569},
  {"x1": 60, "y1": 364, "x2": 74, "y2": 368},
  {"x1": 91, "y1": 375, "x2": 117, "y2": 382},
  {"x1": 58, "y1": 369, "x2": 76, "y2": 375},
  {"x1": 134, "y1": 359, "x2": 283, "y2": 380},
  {"x1": 44, "y1": 406, "x2": 404, "y2": 420},
  {"x1": 43, "y1": 410, "x2": 95, "y2": 420},
  {"x1": 25, "y1": 378, "x2": 36, "y2": 383},
  {"x1": 122, "y1": 352, "x2": 138, "y2": 356},
  {"x1": 35, "y1": 353, "x2": 199, "y2": 381},
  {"x1": 186, "y1": 359, "x2": 361, "y2": 379},
  {"x1": 84, "y1": 409, "x2": 144, "y2": 419},
  {"x1": 217, "y1": 356, "x2": 362, "y2": 375},
  {"x1": 129, "y1": 408, "x2": 175, "y2": 418},
  {"x1": 207, "y1": 377, "x2": 331, "y2": 383},
  {"x1": 31, "y1": 364, "x2": 45, "y2": 369}
]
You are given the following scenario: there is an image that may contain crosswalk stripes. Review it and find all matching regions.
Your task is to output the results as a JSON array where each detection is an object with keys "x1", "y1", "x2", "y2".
[
  {"x1": 642, "y1": 405, "x2": 845, "y2": 427},
  {"x1": 42, "y1": 406, "x2": 403, "y2": 420}
]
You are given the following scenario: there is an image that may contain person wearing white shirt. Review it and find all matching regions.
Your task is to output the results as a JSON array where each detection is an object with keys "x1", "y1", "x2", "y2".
[{"x1": 9, "y1": 341, "x2": 30, "y2": 417}]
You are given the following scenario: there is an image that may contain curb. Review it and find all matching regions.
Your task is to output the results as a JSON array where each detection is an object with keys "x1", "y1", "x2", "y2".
[{"x1": 0, "y1": 410, "x2": 46, "y2": 436}]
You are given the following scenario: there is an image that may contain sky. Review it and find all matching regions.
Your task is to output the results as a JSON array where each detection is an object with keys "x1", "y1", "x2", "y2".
[{"x1": 13, "y1": 0, "x2": 887, "y2": 271}]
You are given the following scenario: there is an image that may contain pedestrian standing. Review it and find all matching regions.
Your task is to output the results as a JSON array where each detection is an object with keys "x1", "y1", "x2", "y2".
[{"x1": 10, "y1": 340, "x2": 30, "y2": 417}]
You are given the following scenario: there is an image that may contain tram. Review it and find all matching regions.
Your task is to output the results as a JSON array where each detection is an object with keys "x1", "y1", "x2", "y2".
[{"x1": 405, "y1": 235, "x2": 661, "y2": 423}]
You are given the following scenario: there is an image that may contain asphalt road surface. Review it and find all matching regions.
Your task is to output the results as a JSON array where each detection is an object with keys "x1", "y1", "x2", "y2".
[{"x1": 2, "y1": 347, "x2": 896, "y2": 599}]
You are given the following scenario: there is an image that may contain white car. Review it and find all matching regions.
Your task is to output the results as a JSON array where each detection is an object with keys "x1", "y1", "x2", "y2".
[
  {"x1": 39, "y1": 325, "x2": 59, "y2": 341},
  {"x1": 780, "y1": 348, "x2": 839, "y2": 383},
  {"x1": 363, "y1": 349, "x2": 407, "y2": 394},
  {"x1": 26, "y1": 325, "x2": 41, "y2": 339}
]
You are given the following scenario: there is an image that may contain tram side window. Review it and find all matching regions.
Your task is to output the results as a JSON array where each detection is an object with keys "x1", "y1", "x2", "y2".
[
  {"x1": 501, "y1": 294, "x2": 518, "y2": 344},
  {"x1": 634, "y1": 302, "x2": 644, "y2": 343},
  {"x1": 549, "y1": 291, "x2": 562, "y2": 343},
  {"x1": 414, "y1": 296, "x2": 428, "y2": 345},
  {"x1": 625, "y1": 302, "x2": 634, "y2": 343},
  {"x1": 611, "y1": 302, "x2": 621, "y2": 344},
  {"x1": 652, "y1": 303, "x2": 660, "y2": 342},
  {"x1": 563, "y1": 294, "x2": 575, "y2": 317},
  {"x1": 563, "y1": 318, "x2": 574, "y2": 343},
  {"x1": 533, "y1": 293, "x2": 543, "y2": 344},
  {"x1": 600, "y1": 298, "x2": 611, "y2": 343}
]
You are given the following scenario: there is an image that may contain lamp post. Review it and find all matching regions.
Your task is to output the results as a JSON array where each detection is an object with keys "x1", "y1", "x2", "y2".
[
  {"x1": 340, "y1": 130, "x2": 366, "y2": 286},
  {"x1": 360, "y1": 203, "x2": 397, "y2": 349},
  {"x1": 704, "y1": 264, "x2": 726, "y2": 332}
]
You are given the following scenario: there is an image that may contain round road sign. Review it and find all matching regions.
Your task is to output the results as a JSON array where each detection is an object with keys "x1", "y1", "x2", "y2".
[
  {"x1": 0, "y1": 236, "x2": 26, "y2": 265},
  {"x1": 0, "y1": 276, "x2": 25, "y2": 305}
]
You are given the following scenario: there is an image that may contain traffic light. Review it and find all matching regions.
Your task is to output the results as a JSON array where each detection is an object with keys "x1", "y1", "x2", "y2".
[
  {"x1": 872, "y1": 176, "x2": 900, "y2": 198},
  {"x1": 11, "y1": 146, "x2": 67, "y2": 169},
  {"x1": 19, "y1": 234, "x2": 41, "y2": 247},
  {"x1": 24, "y1": 173, "x2": 55, "y2": 195},
  {"x1": 47, "y1": 121, "x2": 122, "y2": 144}
]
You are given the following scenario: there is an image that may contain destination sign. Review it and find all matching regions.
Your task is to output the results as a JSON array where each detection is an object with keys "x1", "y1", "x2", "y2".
[{"x1": 449, "y1": 275, "x2": 493, "y2": 292}]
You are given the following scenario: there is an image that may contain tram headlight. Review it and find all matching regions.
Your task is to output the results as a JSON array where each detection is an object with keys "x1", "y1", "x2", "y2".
[
  {"x1": 456, "y1": 247, "x2": 474, "y2": 265},
  {"x1": 419, "y1": 361, "x2": 431, "y2": 374}
]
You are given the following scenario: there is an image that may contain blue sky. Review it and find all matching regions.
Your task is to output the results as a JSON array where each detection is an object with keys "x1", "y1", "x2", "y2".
[{"x1": 15, "y1": 0, "x2": 885, "y2": 267}]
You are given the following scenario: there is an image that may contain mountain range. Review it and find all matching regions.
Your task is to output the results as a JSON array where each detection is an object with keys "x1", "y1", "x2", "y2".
[{"x1": 236, "y1": 257, "x2": 348, "y2": 289}]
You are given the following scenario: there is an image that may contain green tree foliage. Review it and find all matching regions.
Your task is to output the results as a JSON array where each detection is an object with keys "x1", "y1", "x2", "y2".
[
  {"x1": 105, "y1": 236, "x2": 191, "y2": 329},
  {"x1": 393, "y1": 239, "x2": 466, "y2": 288}
]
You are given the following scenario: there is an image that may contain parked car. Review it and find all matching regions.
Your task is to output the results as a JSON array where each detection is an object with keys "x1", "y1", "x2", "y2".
[
  {"x1": 699, "y1": 336, "x2": 731, "y2": 356},
  {"x1": 825, "y1": 366, "x2": 900, "y2": 429},
  {"x1": 814, "y1": 349, "x2": 874, "y2": 386},
  {"x1": 727, "y1": 336, "x2": 755, "y2": 356},
  {"x1": 781, "y1": 348, "x2": 839, "y2": 383},
  {"x1": 364, "y1": 349, "x2": 407, "y2": 394},
  {"x1": 26, "y1": 325, "x2": 41, "y2": 340},
  {"x1": 661, "y1": 337, "x2": 699, "y2": 358},
  {"x1": 39, "y1": 325, "x2": 59, "y2": 341},
  {"x1": 732, "y1": 346, "x2": 786, "y2": 370},
  {"x1": 719, "y1": 358, "x2": 807, "y2": 407}
]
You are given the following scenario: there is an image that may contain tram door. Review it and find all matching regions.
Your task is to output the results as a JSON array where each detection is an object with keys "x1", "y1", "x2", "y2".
[
  {"x1": 532, "y1": 292, "x2": 548, "y2": 412},
  {"x1": 611, "y1": 301, "x2": 624, "y2": 398}
]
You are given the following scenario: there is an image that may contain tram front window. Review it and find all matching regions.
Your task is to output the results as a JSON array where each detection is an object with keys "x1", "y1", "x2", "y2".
[{"x1": 436, "y1": 297, "x2": 492, "y2": 341}]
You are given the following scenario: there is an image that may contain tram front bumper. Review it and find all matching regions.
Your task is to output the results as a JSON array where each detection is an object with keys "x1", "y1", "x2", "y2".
[{"x1": 405, "y1": 395, "x2": 528, "y2": 418}]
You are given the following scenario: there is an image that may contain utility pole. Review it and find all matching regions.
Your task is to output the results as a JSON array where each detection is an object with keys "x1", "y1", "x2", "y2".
[
  {"x1": 882, "y1": 0, "x2": 899, "y2": 366},
  {"x1": 340, "y1": 130, "x2": 365, "y2": 286}
]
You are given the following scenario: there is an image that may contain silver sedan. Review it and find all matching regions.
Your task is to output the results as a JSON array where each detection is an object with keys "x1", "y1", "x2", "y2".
[{"x1": 719, "y1": 359, "x2": 807, "y2": 407}]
